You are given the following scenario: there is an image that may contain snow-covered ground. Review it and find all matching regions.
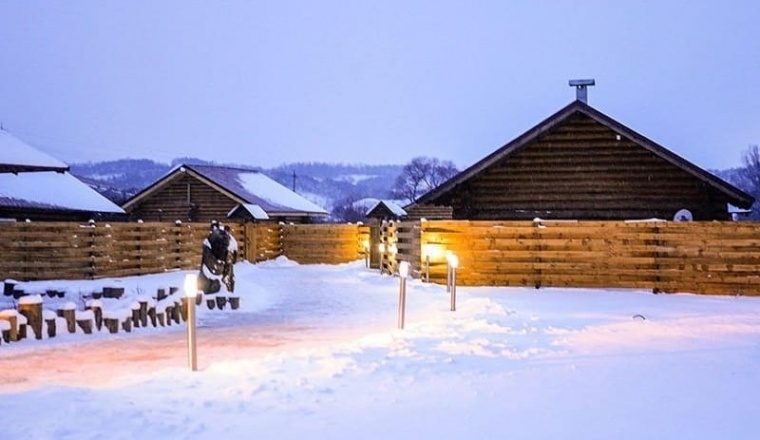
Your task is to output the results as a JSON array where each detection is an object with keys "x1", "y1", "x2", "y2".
[{"x1": 1, "y1": 258, "x2": 759, "y2": 440}]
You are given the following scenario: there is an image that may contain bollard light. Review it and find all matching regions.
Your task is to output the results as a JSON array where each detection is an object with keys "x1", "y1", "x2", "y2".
[
  {"x1": 363, "y1": 239, "x2": 370, "y2": 268},
  {"x1": 378, "y1": 243, "x2": 386, "y2": 275},
  {"x1": 398, "y1": 261, "x2": 409, "y2": 329},
  {"x1": 421, "y1": 244, "x2": 432, "y2": 283},
  {"x1": 449, "y1": 254, "x2": 459, "y2": 312},
  {"x1": 445, "y1": 250, "x2": 454, "y2": 293},
  {"x1": 184, "y1": 273, "x2": 199, "y2": 371}
]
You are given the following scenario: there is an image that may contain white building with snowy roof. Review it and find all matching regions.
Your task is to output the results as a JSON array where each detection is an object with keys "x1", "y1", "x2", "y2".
[{"x1": 0, "y1": 129, "x2": 126, "y2": 221}]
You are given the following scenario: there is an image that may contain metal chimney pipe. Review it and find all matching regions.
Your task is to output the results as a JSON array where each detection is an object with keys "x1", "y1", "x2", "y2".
[{"x1": 569, "y1": 79, "x2": 595, "y2": 103}]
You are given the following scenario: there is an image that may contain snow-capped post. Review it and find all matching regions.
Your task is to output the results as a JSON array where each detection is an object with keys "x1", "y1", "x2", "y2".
[
  {"x1": 184, "y1": 273, "x2": 199, "y2": 372},
  {"x1": 363, "y1": 239, "x2": 370, "y2": 268},
  {"x1": 57, "y1": 302, "x2": 77, "y2": 333},
  {"x1": 18, "y1": 294, "x2": 43, "y2": 340},
  {"x1": 398, "y1": 261, "x2": 409, "y2": 330},
  {"x1": 448, "y1": 254, "x2": 459, "y2": 312}
]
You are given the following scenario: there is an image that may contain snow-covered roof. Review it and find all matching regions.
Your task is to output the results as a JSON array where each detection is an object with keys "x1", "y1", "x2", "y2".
[
  {"x1": 228, "y1": 204, "x2": 270, "y2": 220},
  {"x1": 235, "y1": 171, "x2": 327, "y2": 215},
  {"x1": 366, "y1": 199, "x2": 407, "y2": 218},
  {"x1": 0, "y1": 129, "x2": 69, "y2": 172},
  {"x1": 0, "y1": 171, "x2": 125, "y2": 214}
]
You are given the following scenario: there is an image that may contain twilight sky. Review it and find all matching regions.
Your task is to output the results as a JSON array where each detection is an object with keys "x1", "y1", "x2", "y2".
[{"x1": 0, "y1": 1, "x2": 757, "y2": 170}]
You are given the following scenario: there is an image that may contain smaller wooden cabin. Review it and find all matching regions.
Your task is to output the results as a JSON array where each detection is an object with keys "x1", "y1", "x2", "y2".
[
  {"x1": 414, "y1": 100, "x2": 754, "y2": 221},
  {"x1": 0, "y1": 130, "x2": 126, "y2": 222},
  {"x1": 365, "y1": 200, "x2": 407, "y2": 222},
  {"x1": 121, "y1": 164, "x2": 328, "y2": 223}
]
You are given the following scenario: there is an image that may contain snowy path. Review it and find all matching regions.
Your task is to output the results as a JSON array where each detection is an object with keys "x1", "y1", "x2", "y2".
[{"x1": 2, "y1": 260, "x2": 760, "y2": 440}]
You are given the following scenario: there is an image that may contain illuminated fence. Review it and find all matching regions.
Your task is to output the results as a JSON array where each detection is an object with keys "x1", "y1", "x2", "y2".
[
  {"x1": 4, "y1": 219, "x2": 758, "y2": 295},
  {"x1": 411, "y1": 220, "x2": 760, "y2": 295}
]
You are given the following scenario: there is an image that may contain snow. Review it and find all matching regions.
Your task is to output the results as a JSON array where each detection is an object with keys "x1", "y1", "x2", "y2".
[
  {"x1": 0, "y1": 171, "x2": 126, "y2": 213},
  {"x1": 366, "y1": 199, "x2": 407, "y2": 217},
  {"x1": 230, "y1": 203, "x2": 270, "y2": 220},
  {"x1": 0, "y1": 129, "x2": 68, "y2": 169},
  {"x1": 238, "y1": 172, "x2": 328, "y2": 214},
  {"x1": 1, "y1": 258, "x2": 759, "y2": 439}
]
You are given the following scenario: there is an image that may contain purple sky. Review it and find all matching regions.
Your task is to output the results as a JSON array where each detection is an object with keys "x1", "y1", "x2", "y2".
[{"x1": 0, "y1": 1, "x2": 758, "y2": 170}]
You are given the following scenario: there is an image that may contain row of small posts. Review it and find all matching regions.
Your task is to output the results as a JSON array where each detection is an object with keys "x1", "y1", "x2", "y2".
[{"x1": 0, "y1": 288, "x2": 239, "y2": 346}]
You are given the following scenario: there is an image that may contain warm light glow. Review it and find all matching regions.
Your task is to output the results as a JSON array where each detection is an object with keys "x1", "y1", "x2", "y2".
[
  {"x1": 363, "y1": 240, "x2": 370, "y2": 251},
  {"x1": 448, "y1": 254, "x2": 459, "y2": 269},
  {"x1": 399, "y1": 261, "x2": 409, "y2": 278},
  {"x1": 388, "y1": 244, "x2": 398, "y2": 255},
  {"x1": 422, "y1": 243, "x2": 446, "y2": 260},
  {"x1": 378, "y1": 243, "x2": 386, "y2": 253},
  {"x1": 184, "y1": 274, "x2": 198, "y2": 298}
]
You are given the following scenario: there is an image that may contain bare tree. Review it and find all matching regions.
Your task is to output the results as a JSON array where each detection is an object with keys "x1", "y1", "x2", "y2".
[
  {"x1": 738, "y1": 145, "x2": 760, "y2": 220},
  {"x1": 393, "y1": 156, "x2": 459, "y2": 203},
  {"x1": 331, "y1": 195, "x2": 368, "y2": 223},
  {"x1": 738, "y1": 145, "x2": 760, "y2": 191}
]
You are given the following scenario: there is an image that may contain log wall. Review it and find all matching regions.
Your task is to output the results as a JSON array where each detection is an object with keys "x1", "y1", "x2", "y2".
[{"x1": 440, "y1": 113, "x2": 734, "y2": 221}]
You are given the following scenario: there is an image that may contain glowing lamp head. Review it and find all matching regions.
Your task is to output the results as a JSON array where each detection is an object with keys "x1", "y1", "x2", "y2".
[
  {"x1": 399, "y1": 261, "x2": 410, "y2": 278},
  {"x1": 378, "y1": 243, "x2": 386, "y2": 253},
  {"x1": 184, "y1": 273, "x2": 199, "y2": 298},
  {"x1": 448, "y1": 254, "x2": 459, "y2": 269}
]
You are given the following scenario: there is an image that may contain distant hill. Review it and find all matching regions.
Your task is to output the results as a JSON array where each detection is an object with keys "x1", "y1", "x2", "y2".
[{"x1": 70, "y1": 159, "x2": 404, "y2": 215}]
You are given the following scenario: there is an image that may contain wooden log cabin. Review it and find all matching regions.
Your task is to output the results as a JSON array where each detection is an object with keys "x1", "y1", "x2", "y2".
[
  {"x1": 121, "y1": 164, "x2": 328, "y2": 223},
  {"x1": 412, "y1": 100, "x2": 754, "y2": 221}
]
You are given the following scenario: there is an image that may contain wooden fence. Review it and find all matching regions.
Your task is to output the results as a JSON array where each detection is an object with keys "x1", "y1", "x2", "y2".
[
  {"x1": 0, "y1": 222, "x2": 369, "y2": 281},
  {"x1": 415, "y1": 220, "x2": 760, "y2": 295},
  {"x1": 5, "y1": 219, "x2": 758, "y2": 295},
  {"x1": 282, "y1": 224, "x2": 370, "y2": 265}
]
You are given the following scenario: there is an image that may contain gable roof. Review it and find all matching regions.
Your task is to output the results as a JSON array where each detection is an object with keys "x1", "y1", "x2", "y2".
[
  {"x1": 0, "y1": 129, "x2": 69, "y2": 173},
  {"x1": 122, "y1": 164, "x2": 328, "y2": 216},
  {"x1": 0, "y1": 131, "x2": 125, "y2": 218},
  {"x1": 416, "y1": 100, "x2": 754, "y2": 209},
  {"x1": 366, "y1": 200, "x2": 407, "y2": 218}
]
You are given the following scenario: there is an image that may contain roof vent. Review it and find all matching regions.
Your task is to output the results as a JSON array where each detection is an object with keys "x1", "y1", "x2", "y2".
[{"x1": 569, "y1": 79, "x2": 595, "y2": 103}]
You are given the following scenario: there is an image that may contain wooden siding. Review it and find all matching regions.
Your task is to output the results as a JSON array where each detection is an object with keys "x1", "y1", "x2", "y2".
[
  {"x1": 0, "y1": 222, "x2": 368, "y2": 281},
  {"x1": 404, "y1": 204, "x2": 453, "y2": 221},
  {"x1": 438, "y1": 113, "x2": 731, "y2": 221},
  {"x1": 126, "y1": 173, "x2": 240, "y2": 223},
  {"x1": 243, "y1": 223, "x2": 283, "y2": 262},
  {"x1": 0, "y1": 222, "x2": 215, "y2": 280},
  {"x1": 416, "y1": 220, "x2": 760, "y2": 295},
  {"x1": 282, "y1": 224, "x2": 369, "y2": 265}
]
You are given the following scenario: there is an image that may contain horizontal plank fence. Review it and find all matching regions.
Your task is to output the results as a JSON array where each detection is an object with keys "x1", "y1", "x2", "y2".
[
  {"x1": 0, "y1": 222, "x2": 368, "y2": 281},
  {"x1": 282, "y1": 224, "x2": 369, "y2": 265},
  {"x1": 5, "y1": 219, "x2": 757, "y2": 295},
  {"x1": 417, "y1": 220, "x2": 760, "y2": 295}
]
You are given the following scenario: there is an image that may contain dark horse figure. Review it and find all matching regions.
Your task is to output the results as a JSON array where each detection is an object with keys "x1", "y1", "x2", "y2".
[{"x1": 198, "y1": 222, "x2": 236, "y2": 294}]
